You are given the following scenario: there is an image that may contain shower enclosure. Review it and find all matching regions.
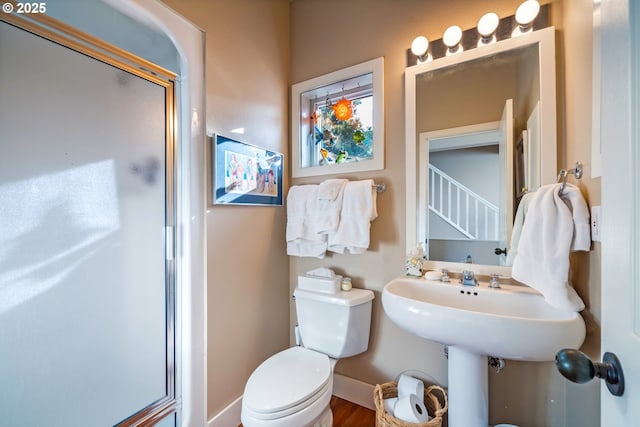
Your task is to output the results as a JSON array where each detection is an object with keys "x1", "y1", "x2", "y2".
[{"x1": 0, "y1": 12, "x2": 179, "y2": 426}]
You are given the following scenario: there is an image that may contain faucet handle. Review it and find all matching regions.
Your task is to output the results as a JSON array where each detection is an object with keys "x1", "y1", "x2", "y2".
[
  {"x1": 440, "y1": 269, "x2": 450, "y2": 282},
  {"x1": 489, "y1": 273, "x2": 501, "y2": 289}
]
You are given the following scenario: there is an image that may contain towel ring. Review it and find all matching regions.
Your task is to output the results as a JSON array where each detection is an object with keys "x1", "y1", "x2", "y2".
[{"x1": 557, "y1": 161, "x2": 583, "y2": 195}]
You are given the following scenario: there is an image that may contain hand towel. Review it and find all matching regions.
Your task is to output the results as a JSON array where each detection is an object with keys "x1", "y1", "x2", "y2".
[
  {"x1": 505, "y1": 192, "x2": 534, "y2": 266},
  {"x1": 511, "y1": 183, "x2": 591, "y2": 311},
  {"x1": 315, "y1": 179, "x2": 348, "y2": 234},
  {"x1": 286, "y1": 185, "x2": 327, "y2": 258},
  {"x1": 328, "y1": 179, "x2": 378, "y2": 254}
]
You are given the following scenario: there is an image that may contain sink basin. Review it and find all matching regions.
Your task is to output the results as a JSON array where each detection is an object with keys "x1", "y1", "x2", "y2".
[
  {"x1": 382, "y1": 276, "x2": 585, "y2": 361},
  {"x1": 382, "y1": 276, "x2": 586, "y2": 427}
]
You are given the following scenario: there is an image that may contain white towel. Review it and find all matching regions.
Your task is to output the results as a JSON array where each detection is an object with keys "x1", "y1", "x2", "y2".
[
  {"x1": 505, "y1": 192, "x2": 534, "y2": 266},
  {"x1": 315, "y1": 179, "x2": 348, "y2": 234},
  {"x1": 511, "y1": 183, "x2": 591, "y2": 311},
  {"x1": 286, "y1": 185, "x2": 327, "y2": 258},
  {"x1": 318, "y1": 179, "x2": 348, "y2": 200},
  {"x1": 328, "y1": 179, "x2": 378, "y2": 254}
]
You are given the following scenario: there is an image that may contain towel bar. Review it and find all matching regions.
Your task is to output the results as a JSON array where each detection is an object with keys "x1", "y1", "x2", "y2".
[{"x1": 373, "y1": 183, "x2": 386, "y2": 193}]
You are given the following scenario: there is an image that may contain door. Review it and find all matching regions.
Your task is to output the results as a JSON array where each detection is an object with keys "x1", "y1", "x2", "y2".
[
  {"x1": 0, "y1": 15, "x2": 177, "y2": 427},
  {"x1": 600, "y1": 0, "x2": 639, "y2": 423},
  {"x1": 526, "y1": 101, "x2": 541, "y2": 192},
  {"x1": 498, "y1": 99, "x2": 514, "y2": 265}
]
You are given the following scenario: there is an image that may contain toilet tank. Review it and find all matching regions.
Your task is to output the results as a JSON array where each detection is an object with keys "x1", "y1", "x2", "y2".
[{"x1": 293, "y1": 286, "x2": 374, "y2": 359}]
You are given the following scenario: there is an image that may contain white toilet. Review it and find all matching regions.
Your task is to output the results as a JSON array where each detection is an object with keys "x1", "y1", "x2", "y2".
[{"x1": 241, "y1": 278, "x2": 374, "y2": 427}]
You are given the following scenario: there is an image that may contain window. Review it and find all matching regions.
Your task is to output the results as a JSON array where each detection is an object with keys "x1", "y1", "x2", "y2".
[
  {"x1": 310, "y1": 83, "x2": 374, "y2": 167},
  {"x1": 291, "y1": 57, "x2": 384, "y2": 177}
]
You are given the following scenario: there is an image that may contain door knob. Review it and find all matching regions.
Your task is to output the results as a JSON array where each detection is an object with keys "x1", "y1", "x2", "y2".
[
  {"x1": 555, "y1": 349, "x2": 625, "y2": 397},
  {"x1": 494, "y1": 247, "x2": 507, "y2": 255}
]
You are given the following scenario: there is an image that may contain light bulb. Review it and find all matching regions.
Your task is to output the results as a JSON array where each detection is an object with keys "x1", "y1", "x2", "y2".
[
  {"x1": 478, "y1": 12, "x2": 499, "y2": 39},
  {"x1": 443, "y1": 25, "x2": 463, "y2": 54},
  {"x1": 516, "y1": 0, "x2": 540, "y2": 27},
  {"x1": 411, "y1": 36, "x2": 429, "y2": 57}
]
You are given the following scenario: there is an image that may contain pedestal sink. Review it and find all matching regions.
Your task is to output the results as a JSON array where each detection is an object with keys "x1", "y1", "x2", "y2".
[{"x1": 382, "y1": 276, "x2": 585, "y2": 427}]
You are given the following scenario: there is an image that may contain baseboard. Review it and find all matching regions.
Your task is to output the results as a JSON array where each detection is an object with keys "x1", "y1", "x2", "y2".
[
  {"x1": 207, "y1": 395, "x2": 242, "y2": 427},
  {"x1": 206, "y1": 374, "x2": 376, "y2": 426},
  {"x1": 332, "y1": 373, "x2": 376, "y2": 411}
]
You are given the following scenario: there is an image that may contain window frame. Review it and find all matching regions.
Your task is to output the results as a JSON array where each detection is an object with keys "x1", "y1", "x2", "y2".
[{"x1": 291, "y1": 57, "x2": 384, "y2": 177}]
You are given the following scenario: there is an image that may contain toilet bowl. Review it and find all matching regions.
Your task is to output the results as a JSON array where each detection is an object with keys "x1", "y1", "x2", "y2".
[
  {"x1": 241, "y1": 281, "x2": 375, "y2": 427},
  {"x1": 241, "y1": 347, "x2": 334, "y2": 427}
]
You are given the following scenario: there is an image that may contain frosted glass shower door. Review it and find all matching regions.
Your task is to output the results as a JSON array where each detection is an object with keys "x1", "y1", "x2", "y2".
[{"x1": 0, "y1": 19, "x2": 176, "y2": 426}]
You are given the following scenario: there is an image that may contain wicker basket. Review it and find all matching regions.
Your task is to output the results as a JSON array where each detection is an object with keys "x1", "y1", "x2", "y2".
[{"x1": 373, "y1": 381, "x2": 448, "y2": 427}]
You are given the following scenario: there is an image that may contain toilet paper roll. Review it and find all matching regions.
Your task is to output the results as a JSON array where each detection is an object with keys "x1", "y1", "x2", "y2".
[
  {"x1": 383, "y1": 397, "x2": 398, "y2": 414},
  {"x1": 393, "y1": 394, "x2": 430, "y2": 423},
  {"x1": 397, "y1": 374, "x2": 424, "y2": 399}
]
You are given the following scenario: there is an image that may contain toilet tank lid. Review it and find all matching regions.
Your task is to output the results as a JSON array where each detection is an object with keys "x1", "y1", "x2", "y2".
[{"x1": 294, "y1": 287, "x2": 374, "y2": 306}]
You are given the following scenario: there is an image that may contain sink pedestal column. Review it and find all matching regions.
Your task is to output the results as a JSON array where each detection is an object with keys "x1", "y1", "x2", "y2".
[{"x1": 448, "y1": 346, "x2": 489, "y2": 427}]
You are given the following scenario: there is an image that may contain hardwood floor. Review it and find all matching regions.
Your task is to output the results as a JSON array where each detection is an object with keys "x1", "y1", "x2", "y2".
[
  {"x1": 238, "y1": 395, "x2": 376, "y2": 427},
  {"x1": 330, "y1": 395, "x2": 377, "y2": 426}
]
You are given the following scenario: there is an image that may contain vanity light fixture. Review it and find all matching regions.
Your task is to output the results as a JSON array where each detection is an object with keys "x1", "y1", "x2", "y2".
[
  {"x1": 410, "y1": 35, "x2": 431, "y2": 63},
  {"x1": 406, "y1": 3, "x2": 548, "y2": 66},
  {"x1": 477, "y1": 12, "x2": 499, "y2": 45},
  {"x1": 515, "y1": 0, "x2": 541, "y2": 33},
  {"x1": 443, "y1": 25, "x2": 463, "y2": 55}
]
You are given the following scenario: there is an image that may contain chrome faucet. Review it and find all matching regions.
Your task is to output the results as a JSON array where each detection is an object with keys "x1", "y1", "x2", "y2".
[
  {"x1": 440, "y1": 269, "x2": 451, "y2": 283},
  {"x1": 461, "y1": 270, "x2": 478, "y2": 286}
]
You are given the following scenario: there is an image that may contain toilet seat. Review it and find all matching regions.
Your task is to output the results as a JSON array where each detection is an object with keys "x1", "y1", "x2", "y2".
[{"x1": 243, "y1": 346, "x2": 331, "y2": 420}]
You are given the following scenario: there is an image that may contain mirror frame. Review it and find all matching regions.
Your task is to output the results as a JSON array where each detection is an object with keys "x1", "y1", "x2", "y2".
[{"x1": 405, "y1": 26, "x2": 557, "y2": 274}]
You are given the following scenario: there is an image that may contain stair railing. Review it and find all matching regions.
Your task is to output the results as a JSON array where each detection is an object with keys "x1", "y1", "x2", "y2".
[{"x1": 429, "y1": 164, "x2": 499, "y2": 241}]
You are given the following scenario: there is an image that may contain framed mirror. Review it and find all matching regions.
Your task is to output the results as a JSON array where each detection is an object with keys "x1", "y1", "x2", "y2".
[
  {"x1": 291, "y1": 57, "x2": 384, "y2": 178},
  {"x1": 405, "y1": 26, "x2": 557, "y2": 270}
]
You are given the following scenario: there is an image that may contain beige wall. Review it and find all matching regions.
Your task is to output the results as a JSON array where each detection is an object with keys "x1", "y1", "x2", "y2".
[
  {"x1": 291, "y1": 1, "x2": 600, "y2": 426},
  {"x1": 161, "y1": 0, "x2": 291, "y2": 420}
]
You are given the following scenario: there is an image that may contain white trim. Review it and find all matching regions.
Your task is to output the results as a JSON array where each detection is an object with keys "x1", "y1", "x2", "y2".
[
  {"x1": 104, "y1": 1, "x2": 207, "y2": 426},
  {"x1": 291, "y1": 57, "x2": 385, "y2": 177},
  {"x1": 425, "y1": 122, "x2": 501, "y2": 152},
  {"x1": 207, "y1": 396, "x2": 243, "y2": 427},
  {"x1": 332, "y1": 374, "x2": 376, "y2": 411},
  {"x1": 601, "y1": 0, "x2": 640, "y2": 423}
]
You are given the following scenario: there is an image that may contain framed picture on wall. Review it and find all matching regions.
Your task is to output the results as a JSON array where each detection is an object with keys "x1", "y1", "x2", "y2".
[{"x1": 212, "y1": 134, "x2": 284, "y2": 206}]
